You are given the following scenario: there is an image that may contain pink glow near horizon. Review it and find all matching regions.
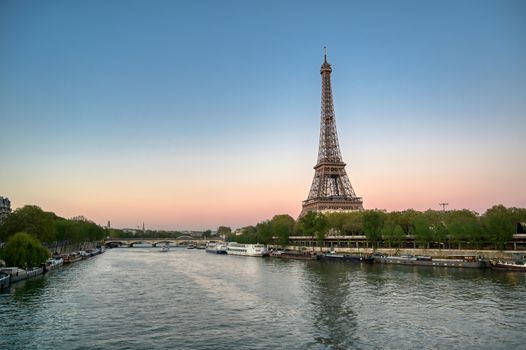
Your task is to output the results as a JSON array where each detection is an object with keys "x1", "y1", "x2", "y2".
[{"x1": 6, "y1": 171, "x2": 525, "y2": 231}]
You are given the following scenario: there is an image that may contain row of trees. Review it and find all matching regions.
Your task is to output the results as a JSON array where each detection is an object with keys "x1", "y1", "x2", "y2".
[
  {"x1": 225, "y1": 205, "x2": 526, "y2": 250},
  {"x1": 1, "y1": 232, "x2": 50, "y2": 269},
  {"x1": 0, "y1": 205, "x2": 107, "y2": 267},
  {"x1": 224, "y1": 214, "x2": 296, "y2": 246},
  {"x1": 0, "y1": 205, "x2": 106, "y2": 244}
]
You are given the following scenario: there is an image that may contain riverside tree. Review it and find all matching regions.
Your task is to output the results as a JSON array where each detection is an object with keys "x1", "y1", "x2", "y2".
[
  {"x1": 444, "y1": 210, "x2": 481, "y2": 249},
  {"x1": 0, "y1": 205, "x2": 56, "y2": 243},
  {"x1": 482, "y1": 205, "x2": 516, "y2": 250},
  {"x1": 0, "y1": 232, "x2": 49, "y2": 268},
  {"x1": 270, "y1": 214, "x2": 295, "y2": 246},
  {"x1": 228, "y1": 215, "x2": 295, "y2": 246},
  {"x1": 341, "y1": 212, "x2": 363, "y2": 235},
  {"x1": 362, "y1": 210, "x2": 385, "y2": 248},
  {"x1": 298, "y1": 212, "x2": 328, "y2": 249},
  {"x1": 222, "y1": 205, "x2": 524, "y2": 250},
  {"x1": 217, "y1": 226, "x2": 232, "y2": 238},
  {"x1": 413, "y1": 216, "x2": 432, "y2": 248},
  {"x1": 0, "y1": 205, "x2": 107, "y2": 248}
]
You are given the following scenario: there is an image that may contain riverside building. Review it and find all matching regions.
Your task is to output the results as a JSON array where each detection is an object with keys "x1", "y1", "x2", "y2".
[{"x1": 0, "y1": 196, "x2": 12, "y2": 224}]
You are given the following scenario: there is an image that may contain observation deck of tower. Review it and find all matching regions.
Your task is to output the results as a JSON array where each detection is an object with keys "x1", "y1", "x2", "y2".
[{"x1": 300, "y1": 49, "x2": 364, "y2": 216}]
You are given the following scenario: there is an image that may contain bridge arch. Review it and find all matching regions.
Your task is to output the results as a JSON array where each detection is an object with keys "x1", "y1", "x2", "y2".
[
  {"x1": 175, "y1": 235, "x2": 194, "y2": 240},
  {"x1": 152, "y1": 240, "x2": 178, "y2": 247},
  {"x1": 104, "y1": 237, "x2": 210, "y2": 248},
  {"x1": 104, "y1": 241, "x2": 125, "y2": 248}
]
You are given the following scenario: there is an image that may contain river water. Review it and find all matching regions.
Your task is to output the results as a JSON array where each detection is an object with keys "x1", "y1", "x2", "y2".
[{"x1": 1, "y1": 248, "x2": 525, "y2": 350}]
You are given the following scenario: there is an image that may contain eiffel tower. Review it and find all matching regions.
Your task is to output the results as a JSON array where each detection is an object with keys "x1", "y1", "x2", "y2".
[{"x1": 300, "y1": 49, "x2": 363, "y2": 216}]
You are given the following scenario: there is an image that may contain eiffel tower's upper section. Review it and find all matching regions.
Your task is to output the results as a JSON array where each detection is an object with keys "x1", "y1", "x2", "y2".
[{"x1": 317, "y1": 48, "x2": 345, "y2": 167}]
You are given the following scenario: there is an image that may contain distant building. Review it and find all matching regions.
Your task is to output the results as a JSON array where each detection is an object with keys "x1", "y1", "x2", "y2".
[
  {"x1": 0, "y1": 197, "x2": 12, "y2": 225},
  {"x1": 122, "y1": 228, "x2": 138, "y2": 236}
]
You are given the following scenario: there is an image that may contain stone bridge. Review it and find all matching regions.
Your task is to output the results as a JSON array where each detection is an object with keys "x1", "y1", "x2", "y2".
[{"x1": 104, "y1": 237, "x2": 220, "y2": 248}]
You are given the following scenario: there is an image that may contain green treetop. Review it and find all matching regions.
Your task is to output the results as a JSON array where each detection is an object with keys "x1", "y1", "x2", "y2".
[{"x1": 1, "y1": 232, "x2": 49, "y2": 268}]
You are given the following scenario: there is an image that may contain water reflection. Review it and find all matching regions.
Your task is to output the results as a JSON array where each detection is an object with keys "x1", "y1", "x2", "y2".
[
  {"x1": 486, "y1": 270, "x2": 526, "y2": 287},
  {"x1": 11, "y1": 276, "x2": 49, "y2": 303},
  {"x1": 304, "y1": 261, "x2": 359, "y2": 349}
]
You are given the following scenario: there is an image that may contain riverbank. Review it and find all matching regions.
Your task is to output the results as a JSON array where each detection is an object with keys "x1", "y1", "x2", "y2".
[
  {"x1": 0, "y1": 247, "x2": 104, "y2": 292},
  {"x1": 282, "y1": 246, "x2": 526, "y2": 260},
  {"x1": 44, "y1": 241, "x2": 104, "y2": 255}
]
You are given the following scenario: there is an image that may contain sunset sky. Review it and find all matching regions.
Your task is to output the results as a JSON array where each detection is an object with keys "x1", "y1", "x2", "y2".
[{"x1": 1, "y1": 0, "x2": 525, "y2": 230}]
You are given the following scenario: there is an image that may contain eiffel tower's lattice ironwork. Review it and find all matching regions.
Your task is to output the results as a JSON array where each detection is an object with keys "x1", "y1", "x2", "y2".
[{"x1": 300, "y1": 50, "x2": 363, "y2": 216}]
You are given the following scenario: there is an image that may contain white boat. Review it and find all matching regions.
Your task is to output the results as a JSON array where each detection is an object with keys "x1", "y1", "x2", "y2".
[
  {"x1": 62, "y1": 252, "x2": 82, "y2": 264},
  {"x1": 0, "y1": 272, "x2": 10, "y2": 291},
  {"x1": 85, "y1": 248, "x2": 101, "y2": 256},
  {"x1": 78, "y1": 251, "x2": 91, "y2": 259},
  {"x1": 491, "y1": 260, "x2": 526, "y2": 271},
  {"x1": 44, "y1": 257, "x2": 64, "y2": 272},
  {"x1": 205, "y1": 242, "x2": 227, "y2": 254},
  {"x1": 227, "y1": 243, "x2": 268, "y2": 257},
  {"x1": 161, "y1": 245, "x2": 170, "y2": 252},
  {"x1": 0, "y1": 267, "x2": 29, "y2": 283},
  {"x1": 0, "y1": 266, "x2": 43, "y2": 282}
]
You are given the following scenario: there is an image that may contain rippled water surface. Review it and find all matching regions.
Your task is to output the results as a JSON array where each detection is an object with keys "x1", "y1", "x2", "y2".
[{"x1": 1, "y1": 248, "x2": 526, "y2": 349}]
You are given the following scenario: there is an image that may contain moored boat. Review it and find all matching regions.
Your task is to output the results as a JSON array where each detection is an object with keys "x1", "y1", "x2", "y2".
[
  {"x1": 271, "y1": 250, "x2": 319, "y2": 260},
  {"x1": 0, "y1": 267, "x2": 29, "y2": 283},
  {"x1": 79, "y1": 251, "x2": 91, "y2": 259},
  {"x1": 0, "y1": 271, "x2": 10, "y2": 291},
  {"x1": 319, "y1": 251, "x2": 374, "y2": 263},
  {"x1": 205, "y1": 242, "x2": 228, "y2": 254},
  {"x1": 26, "y1": 266, "x2": 44, "y2": 278},
  {"x1": 490, "y1": 260, "x2": 526, "y2": 272},
  {"x1": 85, "y1": 248, "x2": 101, "y2": 256},
  {"x1": 44, "y1": 257, "x2": 64, "y2": 273},
  {"x1": 62, "y1": 252, "x2": 82, "y2": 264},
  {"x1": 0, "y1": 266, "x2": 43, "y2": 282},
  {"x1": 227, "y1": 243, "x2": 268, "y2": 257},
  {"x1": 376, "y1": 255, "x2": 484, "y2": 268}
]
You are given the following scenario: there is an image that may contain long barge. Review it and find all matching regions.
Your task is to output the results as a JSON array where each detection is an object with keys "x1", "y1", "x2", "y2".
[
  {"x1": 375, "y1": 255, "x2": 484, "y2": 268},
  {"x1": 319, "y1": 252, "x2": 374, "y2": 263},
  {"x1": 271, "y1": 250, "x2": 319, "y2": 260},
  {"x1": 0, "y1": 266, "x2": 44, "y2": 283}
]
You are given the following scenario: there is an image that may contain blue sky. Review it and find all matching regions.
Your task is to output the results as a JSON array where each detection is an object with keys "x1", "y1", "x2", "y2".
[{"x1": 1, "y1": 0, "x2": 525, "y2": 230}]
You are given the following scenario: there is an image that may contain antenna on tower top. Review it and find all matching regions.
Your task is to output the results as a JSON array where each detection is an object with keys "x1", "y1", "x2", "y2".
[
  {"x1": 439, "y1": 202, "x2": 449, "y2": 213},
  {"x1": 324, "y1": 46, "x2": 328, "y2": 62}
]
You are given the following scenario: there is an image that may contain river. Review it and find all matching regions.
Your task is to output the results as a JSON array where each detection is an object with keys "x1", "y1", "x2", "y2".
[{"x1": 1, "y1": 248, "x2": 525, "y2": 349}]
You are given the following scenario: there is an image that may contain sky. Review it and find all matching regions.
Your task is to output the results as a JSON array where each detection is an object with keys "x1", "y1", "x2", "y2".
[{"x1": 1, "y1": 0, "x2": 525, "y2": 230}]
